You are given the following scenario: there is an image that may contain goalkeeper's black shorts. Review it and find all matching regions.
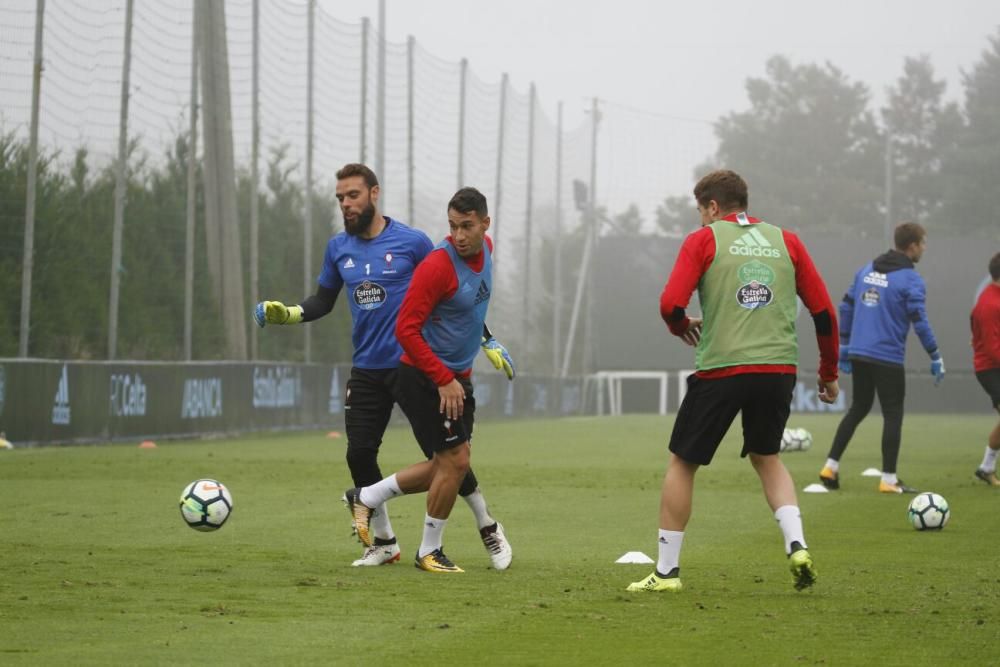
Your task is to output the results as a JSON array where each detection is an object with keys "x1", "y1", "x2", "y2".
[{"x1": 344, "y1": 367, "x2": 399, "y2": 452}]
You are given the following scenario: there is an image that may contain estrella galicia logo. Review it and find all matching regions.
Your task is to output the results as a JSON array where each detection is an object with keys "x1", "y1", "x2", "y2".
[
  {"x1": 861, "y1": 287, "x2": 880, "y2": 307},
  {"x1": 353, "y1": 280, "x2": 387, "y2": 310},
  {"x1": 252, "y1": 366, "x2": 300, "y2": 408},
  {"x1": 737, "y1": 281, "x2": 773, "y2": 309},
  {"x1": 736, "y1": 260, "x2": 775, "y2": 310},
  {"x1": 737, "y1": 260, "x2": 775, "y2": 286}
]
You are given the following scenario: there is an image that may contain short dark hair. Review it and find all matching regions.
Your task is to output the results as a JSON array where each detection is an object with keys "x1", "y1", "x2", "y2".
[
  {"x1": 894, "y1": 222, "x2": 925, "y2": 251},
  {"x1": 989, "y1": 252, "x2": 1000, "y2": 281},
  {"x1": 693, "y1": 169, "x2": 748, "y2": 211},
  {"x1": 448, "y1": 187, "x2": 488, "y2": 217},
  {"x1": 335, "y1": 163, "x2": 379, "y2": 188}
]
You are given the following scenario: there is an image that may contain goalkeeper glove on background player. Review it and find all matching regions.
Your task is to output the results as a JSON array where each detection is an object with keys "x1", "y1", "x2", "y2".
[
  {"x1": 838, "y1": 344, "x2": 852, "y2": 375},
  {"x1": 253, "y1": 301, "x2": 303, "y2": 327},
  {"x1": 930, "y1": 353, "x2": 945, "y2": 386},
  {"x1": 481, "y1": 336, "x2": 516, "y2": 380}
]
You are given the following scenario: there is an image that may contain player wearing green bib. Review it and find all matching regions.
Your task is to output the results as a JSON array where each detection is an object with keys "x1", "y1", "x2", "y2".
[{"x1": 627, "y1": 170, "x2": 839, "y2": 594}]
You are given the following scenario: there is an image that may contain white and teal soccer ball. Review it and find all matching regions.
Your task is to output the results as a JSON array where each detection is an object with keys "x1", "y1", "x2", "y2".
[
  {"x1": 179, "y1": 479, "x2": 233, "y2": 531},
  {"x1": 907, "y1": 492, "x2": 949, "y2": 531},
  {"x1": 780, "y1": 427, "x2": 813, "y2": 452}
]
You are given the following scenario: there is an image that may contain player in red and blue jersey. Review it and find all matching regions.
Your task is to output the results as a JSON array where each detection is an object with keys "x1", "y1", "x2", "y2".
[
  {"x1": 346, "y1": 186, "x2": 511, "y2": 573},
  {"x1": 255, "y1": 165, "x2": 512, "y2": 569}
]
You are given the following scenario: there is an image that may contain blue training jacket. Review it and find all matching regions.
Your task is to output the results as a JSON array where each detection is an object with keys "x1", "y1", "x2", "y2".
[{"x1": 839, "y1": 250, "x2": 939, "y2": 366}]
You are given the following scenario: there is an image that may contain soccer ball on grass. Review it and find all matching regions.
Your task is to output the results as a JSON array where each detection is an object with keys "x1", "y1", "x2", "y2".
[
  {"x1": 780, "y1": 427, "x2": 812, "y2": 452},
  {"x1": 179, "y1": 479, "x2": 233, "y2": 531},
  {"x1": 907, "y1": 492, "x2": 949, "y2": 531}
]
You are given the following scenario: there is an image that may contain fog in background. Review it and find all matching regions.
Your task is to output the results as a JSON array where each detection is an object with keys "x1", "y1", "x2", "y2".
[
  {"x1": 0, "y1": 0, "x2": 998, "y2": 377},
  {"x1": 330, "y1": 0, "x2": 1000, "y2": 209}
]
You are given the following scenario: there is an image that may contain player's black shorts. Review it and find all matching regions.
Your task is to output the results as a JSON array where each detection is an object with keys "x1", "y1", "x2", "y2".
[
  {"x1": 344, "y1": 367, "x2": 399, "y2": 452},
  {"x1": 668, "y1": 372, "x2": 797, "y2": 466},
  {"x1": 976, "y1": 368, "x2": 1000, "y2": 410},
  {"x1": 395, "y1": 362, "x2": 475, "y2": 454}
]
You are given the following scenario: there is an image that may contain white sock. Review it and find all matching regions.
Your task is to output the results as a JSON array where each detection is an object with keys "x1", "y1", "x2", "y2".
[
  {"x1": 370, "y1": 503, "x2": 395, "y2": 542},
  {"x1": 418, "y1": 514, "x2": 448, "y2": 558},
  {"x1": 881, "y1": 472, "x2": 898, "y2": 485},
  {"x1": 824, "y1": 458, "x2": 839, "y2": 472},
  {"x1": 655, "y1": 529, "x2": 684, "y2": 576},
  {"x1": 980, "y1": 446, "x2": 999, "y2": 473},
  {"x1": 359, "y1": 474, "x2": 402, "y2": 508},
  {"x1": 462, "y1": 488, "x2": 496, "y2": 529},
  {"x1": 774, "y1": 505, "x2": 806, "y2": 554}
]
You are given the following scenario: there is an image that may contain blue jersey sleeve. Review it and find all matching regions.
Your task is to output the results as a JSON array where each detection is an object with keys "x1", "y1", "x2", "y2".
[
  {"x1": 906, "y1": 273, "x2": 939, "y2": 357},
  {"x1": 317, "y1": 238, "x2": 345, "y2": 293},
  {"x1": 413, "y1": 229, "x2": 434, "y2": 263},
  {"x1": 839, "y1": 270, "x2": 860, "y2": 344}
]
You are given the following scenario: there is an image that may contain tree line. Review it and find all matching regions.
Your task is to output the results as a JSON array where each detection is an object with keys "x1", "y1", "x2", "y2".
[
  {"x1": 2, "y1": 30, "x2": 999, "y2": 361},
  {"x1": 0, "y1": 136, "x2": 350, "y2": 361},
  {"x1": 651, "y1": 30, "x2": 1000, "y2": 239}
]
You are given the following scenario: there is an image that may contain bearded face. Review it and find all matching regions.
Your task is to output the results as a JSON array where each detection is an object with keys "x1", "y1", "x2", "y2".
[
  {"x1": 344, "y1": 200, "x2": 376, "y2": 236},
  {"x1": 337, "y1": 173, "x2": 380, "y2": 238}
]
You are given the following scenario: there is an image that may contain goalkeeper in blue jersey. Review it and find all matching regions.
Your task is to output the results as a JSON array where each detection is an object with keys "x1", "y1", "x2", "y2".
[
  {"x1": 819, "y1": 222, "x2": 943, "y2": 494},
  {"x1": 254, "y1": 163, "x2": 514, "y2": 569}
]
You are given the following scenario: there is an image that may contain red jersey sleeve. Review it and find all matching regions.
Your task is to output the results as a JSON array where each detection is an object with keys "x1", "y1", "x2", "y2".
[
  {"x1": 783, "y1": 229, "x2": 839, "y2": 382},
  {"x1": 396, "y1": 249, "x2": 460, "y2": 385},
  {"x1": 660, "y1": 227, "x2": 715, "y2": 337}
]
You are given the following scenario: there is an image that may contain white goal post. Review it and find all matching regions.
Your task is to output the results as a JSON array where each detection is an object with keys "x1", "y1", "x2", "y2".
[{"x1": 590, "y1": 371, "x2": 670, "y2": 416}]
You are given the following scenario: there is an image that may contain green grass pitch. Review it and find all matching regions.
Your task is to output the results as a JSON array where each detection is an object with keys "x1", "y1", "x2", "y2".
[{"x1": 1, "y1": 413, "x2": 997, "y2": 665}]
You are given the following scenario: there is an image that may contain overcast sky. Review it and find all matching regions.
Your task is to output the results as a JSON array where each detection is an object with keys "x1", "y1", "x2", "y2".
[
  {"x1": 5, "y1": 1, "x2": 998, "y2": 226},
  {"x1": 323, "y1": 0, "x2": 1000, "y2": 128}
]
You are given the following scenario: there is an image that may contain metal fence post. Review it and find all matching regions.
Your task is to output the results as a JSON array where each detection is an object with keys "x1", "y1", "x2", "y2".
[
  {"x1": 18, "y1": 0, "x2": 46, "y2": 358},
  {"x1": 522, "y1": 82, "x2": 536, "y2": 337},
  {"x1": 249, "y1": 0, "x2": 260, "y2": 360},
  {"x1": 407, "y1": 34, "x2": 415, "y2": 226},
  {"x1": 457, "y1": 57, "x2": 467, "y2": 188},
  {"x1": 303, "y1": 0, "x2": 315, "y2": 362},
  {"x1": 108, "y1": 0, "x2": 134, "y2": 360},
  {"x1": 184, "y1": 0, "x2": 199, "y2": 361},
  {"x1": 493, "y1": 72, "x2": 508, "y2": 269},
  {"x1": 582, "y1": 97, "x2": 599, "y2": 374},
  {"x1": 884, "y1": 129, "x2": 894, "y2": 249},
  {"x1": 553, "y1": 100, "x2": 563, "y2": 375},
  {"x1": 360, "y1": 17, "x2": 368, "y2": 163},
  {"x1": 375, "y1": 0, "x2": 385, "y2": 182}
]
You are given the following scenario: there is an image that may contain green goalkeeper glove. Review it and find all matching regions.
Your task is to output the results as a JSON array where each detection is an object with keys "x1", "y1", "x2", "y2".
[
  {"x1": 253, "y1": 301, "x2": 304, "y2": 327},
  {"x1": 481, "y1": 336, "x2": 515, "y2": 380}
]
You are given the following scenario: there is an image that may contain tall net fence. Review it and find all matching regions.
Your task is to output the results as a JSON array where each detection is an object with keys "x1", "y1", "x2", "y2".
[{"x1": 0, "y1": 0, "x2": 716, "y2": 371}]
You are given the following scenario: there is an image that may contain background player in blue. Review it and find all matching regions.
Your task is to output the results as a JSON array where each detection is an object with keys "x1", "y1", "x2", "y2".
[
  {"x1": 819, "y1": 222, "x2": 944, "y2": 494},
  {"x1": 254, "y1": 164, "x2": 514, "y2": 569}
]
